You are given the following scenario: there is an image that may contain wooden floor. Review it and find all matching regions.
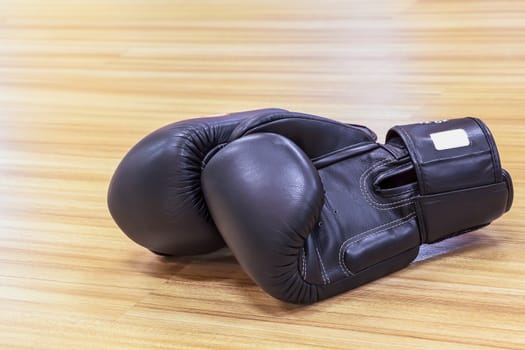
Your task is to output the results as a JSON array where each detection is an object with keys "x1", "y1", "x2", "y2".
[{"x1": 1, "y1": 0, "x2": 524, "y2": 349}]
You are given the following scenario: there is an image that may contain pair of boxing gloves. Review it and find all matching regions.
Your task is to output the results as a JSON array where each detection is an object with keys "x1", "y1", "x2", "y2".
[{"x1": 108, "y1": 108, "x2": 513, "y2": 304}]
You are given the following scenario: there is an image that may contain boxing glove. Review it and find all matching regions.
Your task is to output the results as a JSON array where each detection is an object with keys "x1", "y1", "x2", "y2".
[
  {"x1": 107, "y1": 108, "x2": 376, "y2": 256},
  {"x1": 202, "y1": 114, "x2": 513, "y2": 303},
  {"x1": 107, "y1": 108, "x2": 281, "y2": 256}
]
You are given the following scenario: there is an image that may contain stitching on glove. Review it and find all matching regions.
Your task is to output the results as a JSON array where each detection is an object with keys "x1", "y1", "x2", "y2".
[
  {"x1": 360, "y1": 159, "x2": 414, "y2": 209},
  {"x1": 338, "y1": 212, "x2": 416, "y2": 277},
  {"x1": 300, "y1": 248, "x2": 307, "y2": 280},
  {"x1": 374, "y1": 166, "x2": 418, "y2": 198},
  {"x1": 315, "y1": 247, "x2": 330, "y2": 285}
]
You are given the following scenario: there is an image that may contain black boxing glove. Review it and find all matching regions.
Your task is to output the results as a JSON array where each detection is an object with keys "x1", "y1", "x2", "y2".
[
  {"x1": 201, "y1": 114, "x2": 513, "y2": 303},
  {"x1": 107, "y1": 108, "x2": 376, "y2": 256},
  {"x1": 107, "y1": 108, "x2": 284, "y2": 256}
]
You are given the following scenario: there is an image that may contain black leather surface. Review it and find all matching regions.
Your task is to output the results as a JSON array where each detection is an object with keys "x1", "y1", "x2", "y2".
[
  {"x1": 108, "y1": 108, "x2": 378, "y2": 256},
  {"x1": 202, "y1": 113, "x2": 513, "y2": 303},
  {"x1": 386, "y1": 118, "x2": 502, "y2": 194},
  {"x1": 107, "y1": 108, "x2": 287, "y2": 255},
  {"x1": 387, "y1": 118, "x2": 512, "y2": 243},
  {"x1": 230, "y1": 110, "x2": 377, "y2": 159},
  {"x1": 202, "y1": 133, "x2": 325, "y2": 301}
]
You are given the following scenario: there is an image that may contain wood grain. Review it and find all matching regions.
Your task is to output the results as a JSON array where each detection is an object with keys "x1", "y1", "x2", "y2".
[{"x1": 1, "y1": 0, "x2": 524, "y2": 349}]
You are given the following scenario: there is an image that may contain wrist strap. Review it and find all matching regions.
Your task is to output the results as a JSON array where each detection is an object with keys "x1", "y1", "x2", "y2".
[{"x1": 387, "y1": 118, "x2": 511, "y2": 243}]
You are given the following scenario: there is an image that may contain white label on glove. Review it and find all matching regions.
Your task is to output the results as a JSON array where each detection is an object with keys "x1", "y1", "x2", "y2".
[{"x1": 430, "y1": 129, "x2": 470, "y2": 150}]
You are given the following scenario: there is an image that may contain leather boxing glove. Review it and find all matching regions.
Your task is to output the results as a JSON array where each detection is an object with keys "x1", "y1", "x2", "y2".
[
  {"x1": 201, "y1": 113, "x2": 513, "y2": 303},
  {"x1": 107, "y1": 108, "x2": 376, "y2": 256},
  {"x1": 107, "y1": 108, "x2": 283, "y2": 256}
]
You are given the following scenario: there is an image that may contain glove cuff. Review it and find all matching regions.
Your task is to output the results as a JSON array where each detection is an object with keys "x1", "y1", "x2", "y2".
[{"x1": 387, "y1": 118, "x2": 512, "y2": 243}]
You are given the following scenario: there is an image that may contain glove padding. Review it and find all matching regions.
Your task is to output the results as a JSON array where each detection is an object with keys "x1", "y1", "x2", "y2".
[
  {"x1": 107, "y1": 108, "x2": 284, "y2": 256},
  {"x1": 202, "y1": 114, "x2": 513, "y2": 303},
  {"x1": 107, "y1": 108, "x2": 376, "y2": 256}
]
